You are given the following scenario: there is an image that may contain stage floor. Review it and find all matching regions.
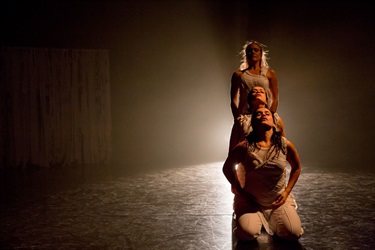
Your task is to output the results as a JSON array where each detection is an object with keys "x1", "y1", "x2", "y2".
[{"x1": 1, "y1": 162, "x2": 374, "y2": 249}]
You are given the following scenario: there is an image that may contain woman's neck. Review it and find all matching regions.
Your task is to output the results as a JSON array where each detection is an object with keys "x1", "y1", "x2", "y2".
[
  {"x1": 247, "y1": 61, "x2": 261, "y2": 71},
  {"x1": 256, "y1": 130, "x2": 273, "y2": 148}
]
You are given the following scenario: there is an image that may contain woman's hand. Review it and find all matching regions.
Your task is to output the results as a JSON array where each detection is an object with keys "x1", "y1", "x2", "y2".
[{"x1": 272, "y1": 191, "x2": 289, "y2": 208}]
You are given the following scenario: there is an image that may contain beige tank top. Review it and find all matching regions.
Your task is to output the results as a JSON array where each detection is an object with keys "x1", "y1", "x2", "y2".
[{"x1": 243, "y1": 138, "x2": 287, "y2": 208}]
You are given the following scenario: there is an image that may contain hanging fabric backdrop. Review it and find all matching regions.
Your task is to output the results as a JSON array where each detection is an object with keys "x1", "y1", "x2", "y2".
[{"x1": 0, "y1": 47, "x2": 112, "y2": 169}]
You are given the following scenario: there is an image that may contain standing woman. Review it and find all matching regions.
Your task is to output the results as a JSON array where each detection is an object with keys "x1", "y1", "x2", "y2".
[
  {"x1": 229, "y1": 40, "x2": 279, "y2": 152},
  {"x1": 223, "y1": 107, "x2": 303, "y2": 241}
]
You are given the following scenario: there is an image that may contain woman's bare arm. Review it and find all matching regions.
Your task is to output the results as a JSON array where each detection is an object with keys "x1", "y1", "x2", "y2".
[
  {"x1": 230, "y1": 71, "x2": 242, "y2": 119},
  {"x1": 222, "y1": 142, "x2": 247, "y2": 194},
  {"x1": 267, "y1": 68, "x2": 279, "y2": 112},
  {"x1": 272, "y1": 139, "x2": 301, "y2": 208}
]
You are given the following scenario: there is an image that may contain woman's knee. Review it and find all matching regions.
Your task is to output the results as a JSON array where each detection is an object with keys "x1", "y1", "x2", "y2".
[
  {"x1": 236, "y1": 214, "x2": 262, "y2": 241},
  {"x1": 273, "y1": 205, "x2": 304, "y2": 240},
  {"x1": 235, "y1": 225, "x2": 261, "y2": 241},
  {"x1": 275, "y1": 226, "x2": 303, "y2": 241}
]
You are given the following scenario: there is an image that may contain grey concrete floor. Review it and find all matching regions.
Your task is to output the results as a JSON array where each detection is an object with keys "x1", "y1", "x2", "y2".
[{"x1": 1, "y1": 162, "x2": 374, "y2": 249}]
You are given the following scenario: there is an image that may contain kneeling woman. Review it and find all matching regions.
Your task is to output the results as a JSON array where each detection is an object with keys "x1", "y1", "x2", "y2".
[{"x1": 223, "y1": 107, "x2": 304, "y2": 241}]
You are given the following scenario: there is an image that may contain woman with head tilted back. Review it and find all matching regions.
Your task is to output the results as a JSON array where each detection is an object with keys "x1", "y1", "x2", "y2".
[
  {"x1": 239, "y1": 85, "x2": 285, "y2": 138},
  {"x1": 229, "y1": 40, "x2": 279, "y2": 152},
  {"x1": 235, "y1": 85, "x2": 285, "y2": 187},
  {"x1": 223, "y1": 107, "x2": 303, "y2": 241}
]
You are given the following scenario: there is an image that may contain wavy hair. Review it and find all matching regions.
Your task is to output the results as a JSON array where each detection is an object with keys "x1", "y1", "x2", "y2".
[
  {"x1": 239, "y1": 40, "x2": 269, "y2": 71},
  {"x1": 246, "y1": 109, "x2": 285, "y2": 156}
]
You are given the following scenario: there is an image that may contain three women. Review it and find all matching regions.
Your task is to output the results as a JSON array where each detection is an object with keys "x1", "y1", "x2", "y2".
[{"x1": 224, "y1": 41, "x2": 303, "y2": 242}]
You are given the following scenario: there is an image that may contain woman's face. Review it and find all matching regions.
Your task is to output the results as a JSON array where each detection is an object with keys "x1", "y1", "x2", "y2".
[
  {"x1": 249, "y1": 86, "x2": 267, "y2": 105},
  {"x1": 246, "y1": 43, "x2": 262, "y2": 63},
  {"x1": 253, "y1": 107, "x2": 274, "y2": 128}
]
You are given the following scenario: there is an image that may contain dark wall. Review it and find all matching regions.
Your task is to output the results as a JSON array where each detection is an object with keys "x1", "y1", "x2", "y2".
[{"x1": 2, "y1": 0, "x2": 374, "y2": 173}]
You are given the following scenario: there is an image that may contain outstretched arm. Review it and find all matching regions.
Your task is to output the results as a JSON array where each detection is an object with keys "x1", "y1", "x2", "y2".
[
  {"x1": 267, "y1": 68, "x2": 279, "y2": 112},
  {"x1": 277, "y1": 116, "x2": 286, "y2": 137},
  {"x1": 222, "y1": 142, "x2": 247, "y2": 195},
  {"x1": 272, "y1": 140, "x2": 302, "y2": 208},
  {"x1": 285, "y1": 140, "x2": 302, "y2": 194},
  {"x1": 230, "y1": 71, "x2": 242, "y2": 119}
]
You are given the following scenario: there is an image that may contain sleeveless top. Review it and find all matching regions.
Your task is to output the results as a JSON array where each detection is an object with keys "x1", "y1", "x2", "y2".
[
  {"x1": 242, "y1": 137, "x2": 288, "y2": 208},
  {"x1": 237, "y1": 67, "x2": 271, "y2": 115},
  {"x1": 233, "y1": 137, "x2": 299, "y2": 236}
]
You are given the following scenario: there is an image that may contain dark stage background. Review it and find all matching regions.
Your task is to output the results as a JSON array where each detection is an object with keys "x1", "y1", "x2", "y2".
[{"x1": 1, "y1": 0, "x2": 374, "y2": 174}]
